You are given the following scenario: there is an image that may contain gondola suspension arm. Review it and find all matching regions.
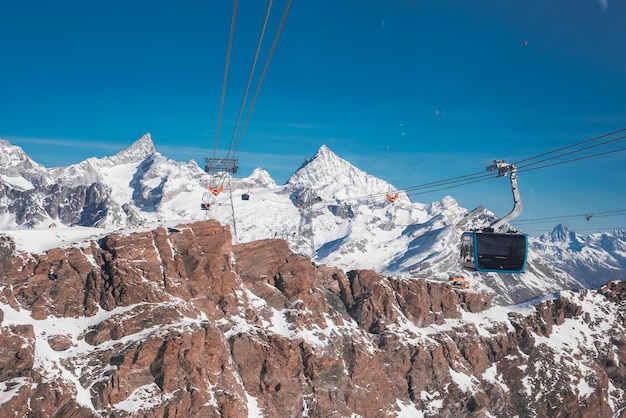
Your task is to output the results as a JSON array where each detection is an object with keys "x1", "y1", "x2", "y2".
[{"x1": 487, "y1": 160, "x2": 522, "y2": 232}]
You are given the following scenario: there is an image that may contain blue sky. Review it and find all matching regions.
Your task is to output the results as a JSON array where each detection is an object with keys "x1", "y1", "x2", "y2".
[{"x1": 1, "y1": 0, "x2": 625, "y2": 235}]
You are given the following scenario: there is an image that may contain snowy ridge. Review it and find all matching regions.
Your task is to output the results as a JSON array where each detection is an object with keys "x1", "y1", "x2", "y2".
[
  {"x1": 108, "y1": 133, "x2": 156, "y2": 165},
  {"x1": 0, "y1": 139, "x2": 52, "y2": 190},
  {"x1": 237, "y1": 167, "x2": 277, "y2": 189},
  {"x1": 53, "y1": 134, "x2": 157, "y2": 188}
]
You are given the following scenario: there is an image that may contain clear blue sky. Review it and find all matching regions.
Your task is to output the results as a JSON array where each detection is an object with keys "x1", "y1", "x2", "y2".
[{"x1": 1, "y1": 0, "x2": 625, "y2": 235}]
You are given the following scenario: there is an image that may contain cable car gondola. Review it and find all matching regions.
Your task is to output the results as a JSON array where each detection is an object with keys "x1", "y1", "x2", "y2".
[
  {"x1": 461, "y1": 160, "x2": 528, "y2": 274},
  {"x1": 461, "y1": 229, "x2": 527, "y2": 273},
  {"x1": 200, "y1": 192, "x2": 212, "y2": 211}
]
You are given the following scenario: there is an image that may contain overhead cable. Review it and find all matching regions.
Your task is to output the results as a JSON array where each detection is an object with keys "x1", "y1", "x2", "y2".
[
  {"x1": 398, "y1": 128, "x2": 626, "y2": 198},
  {"x1": 320, "y1": 127, "x2": 626, "y2": 204},
  {"x1": 517, "y1": 134, "x2": 626, "y2": 171},
  {"x1": 213, "y1": 0, "x2": 238, "y2": 158},
  {"x1": 513, "y1": 127, "x2": 626, "y2": 166},
  {"x1": 519, "y1": 146, "x2": 626, "y2": 173},
  {"x1": 232, "y1": 0, "x2": 292, "y2": 159},
  {"x1": 513, "y1": 208, "x2": 626, "y2": 225},
  {"x1": 225, "y1": 0, "x2": 274, "y2": 159}
]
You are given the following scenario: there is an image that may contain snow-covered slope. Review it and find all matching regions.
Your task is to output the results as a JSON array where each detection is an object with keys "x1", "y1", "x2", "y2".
[{"x1": 1, "y1": 134, "x2": 624, "y2": 304}]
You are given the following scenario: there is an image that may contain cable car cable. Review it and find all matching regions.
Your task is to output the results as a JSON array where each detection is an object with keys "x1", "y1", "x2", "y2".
[
  {"x1": 518, "y1": 146, "x2": 626, "y2": 174},
  {"x1": 283, "y1": 128, "x2": 626, "y2": 208},
  {"x1": 232, "y1": 0, "x2": 292, "y2": 160},
  {"x1": 402, "y1": 171, "x2": 493, "y2": 193},
  {"x1": 512, "y1": 208, "x2": 626, "y2": 225},
  {"x1": 393, "y1": 128, "x2": 626, "y2": 199},
  {"x1": 520, "y1": 227, "x2": 625, "y2": 233},
  {"x1": 513, "y1": 127, "x2": 626, "y2": 166},
  {"x1": 225, "y1": 0, "x2": 274, "y2": 161},
  {"x1": 213, "y1": 0, "x2": 239, "y2": 159},
  {"x1": 405, "y1": 175, "x2": 495, "y2": 197},
  {"x1": 516, "y1": 134, "x2": 626, "y2": 171}
]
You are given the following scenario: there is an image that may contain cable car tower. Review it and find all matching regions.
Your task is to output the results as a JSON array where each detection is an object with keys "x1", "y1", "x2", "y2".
[
  {"x1": 203, "y1": 157, "x2": 239, "y2": 243},
  {"x1": 296, "y1": 201, "x2": 316, "y2": 259},
  {"x1": 201, "y1": 0, "x2": 291, "y2": 245},
  {"x1": 290, "y1": 193, "x2": 322, "y2": 259},
  {"x1": 460, "y1": 160, "x2": 528, "y2": 273}
]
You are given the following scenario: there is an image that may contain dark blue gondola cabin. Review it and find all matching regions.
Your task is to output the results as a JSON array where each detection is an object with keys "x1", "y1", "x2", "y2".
[{"x1": 460, "y1": 231, "x2": 528, "y2": 273}]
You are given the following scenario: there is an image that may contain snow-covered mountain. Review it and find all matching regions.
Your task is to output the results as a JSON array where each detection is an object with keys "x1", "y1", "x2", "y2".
[
  {"x1": 0, "y1": 139, "x2": 53, "y2": 190},
  {"x1": 0, "y1": 134, "x2": 624, "y2": 304},
  {"x1": 530, "y1": 224, "x2": 626, "y2": 288}
]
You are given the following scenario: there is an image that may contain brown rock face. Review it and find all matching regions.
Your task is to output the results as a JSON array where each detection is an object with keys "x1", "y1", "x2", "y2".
[{"x1": 0, "y1": 220, "x2": 625, "y2": 417}]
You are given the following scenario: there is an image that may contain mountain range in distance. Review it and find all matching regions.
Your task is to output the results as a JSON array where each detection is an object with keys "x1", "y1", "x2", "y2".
[{"x1": 0, "y1": 133, "x2": 624, "y2": 305}]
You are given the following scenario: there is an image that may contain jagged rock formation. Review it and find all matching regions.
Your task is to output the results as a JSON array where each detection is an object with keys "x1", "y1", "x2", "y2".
[
  {"x1": 0, "y1": 139, "x2": 52, "y2": 188},
  {"x1": 1, "y1": 220, "x2": 626, "y2": 417},
  {"x1": 0, "y1": 135, "x2": 156, "y2": 228}
]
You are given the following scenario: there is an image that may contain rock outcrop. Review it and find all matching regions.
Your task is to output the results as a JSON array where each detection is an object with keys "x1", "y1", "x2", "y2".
[{"x1": 0, "y1": 220, "x2": 625, "y2": 417}]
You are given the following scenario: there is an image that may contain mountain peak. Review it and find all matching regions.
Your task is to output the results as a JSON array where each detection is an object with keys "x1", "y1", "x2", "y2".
[
  {"x1": 550, "y1": 223, "x2": 570, "y2": 242},
  {"x1": 0, "y1": 139, "x2": 49, "y2": 188},
  {"x1": 285, "y1": 144, "x2": 398, "y2": 205},
  {"x1": 111, "y1": 133, "x2": 156, "y2": 164},
  {"x1": 314, "y1": 144, "x2": 336, "y2": 159},
  {"x1": 287, "y1": 145, "x2": 347, "y2": 186},
  {"x1": 290, "y1": 145, "x2": 341, "y2": 176},
  {"x1": 539, "y1": 223, "x2": 585, "y2": 251},
  {"x1": 0, "y1": 139, "x2": 33, "y2": 167},
  {"x1": 242, "y1": 167, "x2": 277, "y2": 188}
]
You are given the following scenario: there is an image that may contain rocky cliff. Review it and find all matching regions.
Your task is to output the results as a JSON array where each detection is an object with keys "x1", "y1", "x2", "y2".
[{"x1": 1, "y1": 221, "x2": 626, "y2": 417}]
